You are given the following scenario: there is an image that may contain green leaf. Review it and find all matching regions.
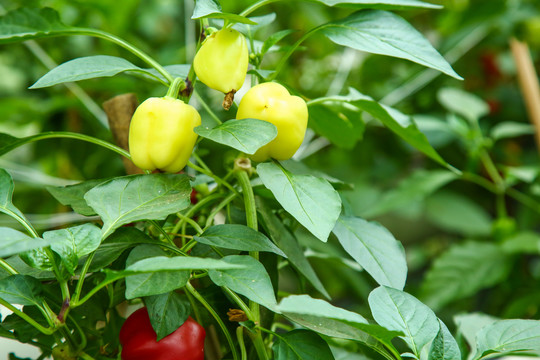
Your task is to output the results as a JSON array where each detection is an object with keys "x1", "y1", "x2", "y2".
[
  {"x1": 195, "y1": 119, "x2": 277, "y2": 155},
  {"x1": 322, "y1": 10, "x2": 461, "y2": 79},
  {"x1": 194, "y1": 224, "x2": 286, "y2": 257},
  {"x1": 501, "y1": 232, "x2": 540, "y2": 254},
  {"x1": 369, "y1": 286, "x2": 439, "y2": 357},
  {"x1": 19, "y1": 248, "x2": 53, "y2": 272},
  {"x1": 192, "y1": 0, "x2": 222, "y2": 17},
  {"x1": 256, "y1": 197, "x2": 330, "y2": 299},
  {"x1": 308, "y1": 100, "x2": 365, "y2": 149},
  {"x1": 125, "y1": 256, "x2": 243, "y2": 273},
  {"x1": 261, "y1": 29, "x2": 296, "y2": 55},
  {"x1": 29, "y1": 55, "x2": 159, "y2": 89},
  {"x1": 84, "y1": 174, "x2": 192, "y2": 239},
  {"x1": 192, "y1": 0, "x2": 256, "y2": 24},
  {"x1": 257, "y1": 162, "x2": 341, "y2": 242},
  {"x1": 279, "y1": 160, "x2": 348, "y2": 189},
  {"x1": 0, "y1": 275, "x2": 43, "y2": 306},
  {"x1": 363, "y1": 170, "x2": 457, "y2": 218},
  {"x1": 437, "y1": 88, "x2": 489, "y2": 123},
  {"x1": 0, "y1": 7, "x2": 73, "y2": 44},
  {"x1": 47, "y1": 178, "x2": 109, "y2": 216},
  {"x1": 146, "y1": 292, "x2": 190, "y2": 341},
  {"x1": 208, "y1": 255, "x2": 277, "y2": 310},
  {"x1": 424, "y1": 191, "x2": 492, "y2": 236},
  {"x1": 454, "y1": 313, "x2": 498, "y2": 354},
  {"x1": 87, "y1": 227, "x2": 158, "y2": 272},
  {"x1": 46, "y1": 224, "x2": 101, "y2": 275},
  {"x1": 313, "y1": 0, "x2": 442, "y2": 10},
  {"x1": 278, "y1": 294, "x2": 368, "y2": 324},
  {"x1": 0, "y1": 169, "x2": 31, "y2": 227},
  {"x1": 125, "y1": 245, "x2": 189, "y2": 299},
  {"x1": 473, "y1": 320, "x2": 540, "y2": 359},
  {"x1": 490, "y1": 121, "x2": 535, "y2": 141},
  {"x1": 0, "y1": 228, "x2": 49, "y2": 258},
  {"x1": 420, "y1": 242, "x2": 512, "y2": 311},
  {"x1": 233, "y1": 13, "x2": 277, "y2": 35},
  {"x1": 278, "y1": 294, "x2": 402, "y2": 358},
  {"x1": 428, "y1": 320, "x2": 461, "y2": 360},
  {"x1": 504, "y1": 165, "x2": 540, "y2": 184},
  {"x1": 273, "y1": 329, "x2": 335, "y2": 360},
  {"x1": 332, "y1": 216, "x2": 407, "y2": 290},
  {"x1": 314, "y1": 89, "x2": 450, "y2": 166}
]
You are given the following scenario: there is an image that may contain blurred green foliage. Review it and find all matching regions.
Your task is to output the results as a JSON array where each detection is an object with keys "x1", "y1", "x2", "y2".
[{"x1": 1, "y1": 0, "x2": 540, "y2": 336}]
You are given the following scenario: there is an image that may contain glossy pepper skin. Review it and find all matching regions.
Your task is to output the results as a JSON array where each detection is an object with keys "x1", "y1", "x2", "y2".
[
  {"x1": 236, "y1": 82, "x2": 308, "y2": 162},
  {"x1": 128, "y1": 97, "x2": 201, "y2": 173},
  {"x1": 119, "y1": 307, "x2": 205, "y2": 360},
  {"x1": 193, "y1": 28, "x2": 249, "y2": 94}
]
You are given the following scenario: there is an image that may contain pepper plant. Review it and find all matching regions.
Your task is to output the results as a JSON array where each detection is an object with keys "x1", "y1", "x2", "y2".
[{"x1": 1, "y1": 1, "x2": 540, "y2": 360}]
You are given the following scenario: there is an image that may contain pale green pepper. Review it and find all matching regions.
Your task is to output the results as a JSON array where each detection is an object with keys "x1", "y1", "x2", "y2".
[
  {"x1": 129, "y1": 97, "x2": 201, "y2": 173},
  {"x1": 236, "y1": 82, "x2": 308, "y2": 162}
]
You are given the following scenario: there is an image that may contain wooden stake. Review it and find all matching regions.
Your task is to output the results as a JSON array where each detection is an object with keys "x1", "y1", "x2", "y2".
[
  {"x1": 510, "y1": 38, "x2": 540, "y2": 150},
  {"x1": 102, "y1": 93, "x2": 143, "y2": 175}
]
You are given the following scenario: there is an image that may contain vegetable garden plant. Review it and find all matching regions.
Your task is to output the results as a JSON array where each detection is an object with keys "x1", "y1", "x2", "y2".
[{"x1": 1, "y1": 0, "x2": 540, "y2": 359}]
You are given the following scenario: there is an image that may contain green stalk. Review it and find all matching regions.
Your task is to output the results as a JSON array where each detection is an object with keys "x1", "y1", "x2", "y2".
[
  {"x1": 234, "y1": 169, "x2": 270, "y2": 360},
  {"x1": 186, "y1": 282, "x2": 239, "y2": 360},
  {"x1": 239, "y1": 0, "x2": 282, "y2": 17},
  {"x1": 479, "y1": 150, "x2": 507, "y2": 218},
  {"x1": 0, "y1": 259, "x2": 18, "y2": 275},
  {"x1": 148, "y1": 220, "x2": 175, "y2": 246},
  {"x1": 268, "y1": 24, "x2": 329, "y2": 81},
  {"x1": 176, "y1": 212, "x2": 204, "y2": 235},
  {"x1": 193, "y1": 90, "x2": 223, "y2": 125},
  {"x1": 16, "y1": 132, "x2": 131, "y2": 160},
  {"x1": 165, "y1": 77, "x2": 187, "y2": 99},
  {"x1": 172, "y1": 193, "x2": 223, "y2": 236},
  {"x1": 234, "y1": 170, "x2": 258, "y2": 232},
  {"x1": 188, "y1": 161, "x2": 240, "y2": 196},
  {"x1": 0, "y1": 298, "x2": 54, "y2": 335},
  {"x1": 222, "y1": 286, "x2": 254, "y2": 320},
  {"x1": 204, "y1": 193, "x2": 238, "y2": 230},
  {"x1": 75, "y1": 28, "x2": 174, "y2": 83},
  {"x1": 71, "y1": 252, "x2": 96, "y2": 306},
  {"x1": 237, "y1": 326, "x2": 248, "y2": 360}
]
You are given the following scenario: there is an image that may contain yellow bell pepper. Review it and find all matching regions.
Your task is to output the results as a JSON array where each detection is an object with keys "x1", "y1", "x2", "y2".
[
  {"x1": 128, "y1": 97, "x2": 201, "y2": 173},
  {"x1": 236, "y1": 82, "x2": 308, "y2": 162},
  {"x1": 193, "y1": 28, "x2": 249, "y2": 95}
]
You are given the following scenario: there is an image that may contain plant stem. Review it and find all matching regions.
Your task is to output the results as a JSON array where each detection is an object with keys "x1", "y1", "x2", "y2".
[
  {"x1": 19, "y1": 132, "x2": 131, "y2": 160},
  {"x1": 0, "y1": 298, "x2": 54, "y2": 335},
  {"x1": 186, "y1": 282, "x2": 239, "y2": 360},
  {"x1": 479, "y1": 150, "x2": 508, "y2": 218},
  {"x1": 188, "y1": 161, "x2": 240, "y2": 196},
  {"x1": 239, "y1": 0, "x2": 282, "y2": 17},
  {"x1": 149, "y1": 220, "x2": 175, "y2": 246},
  {"x1": 204, "y1": 193, "x2": 238, "y2": 230},
  {"x1": 234, "y1": 168, "x2": 270, "y2": 360},
  {"x1": 237, "y1": 326, "x2": 248, "y2": 360},
  {"x1": 480, "y1": 150, "x2": 504, "y2": 189},
  {"x1": 268, "y1": 24, "x2": 329, "y2": 81},
  {"x1": 0, "y1": 259, "x2": 17, "y2": 275},
  {"x1": 165, "y1": 77, "x2": 187, "y2": 99},
  {"x1": 76, "y1": 28, "x2": 173, "y2": 83},
  {"x1": 172, "y1": 193, "x2": 223, "y2": 237},
  {"x1": 222, "y1": 286, "x2": 254, "y2": 320},
  {"x1": 193, "y1": 90, "x2": 223, "y2": 125},
  {"x1": 71, "y1": 252, "x2": 96, "y2": 306},
  {"x1": 176, "y1": 212, "x2": 204, "y2": 235},
  {"x1": 507, "y1": 187, "x2": 540, "y2": 214},
  {"x1": 234, "y1": 170, "x2": 258, "y2": 232}
]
